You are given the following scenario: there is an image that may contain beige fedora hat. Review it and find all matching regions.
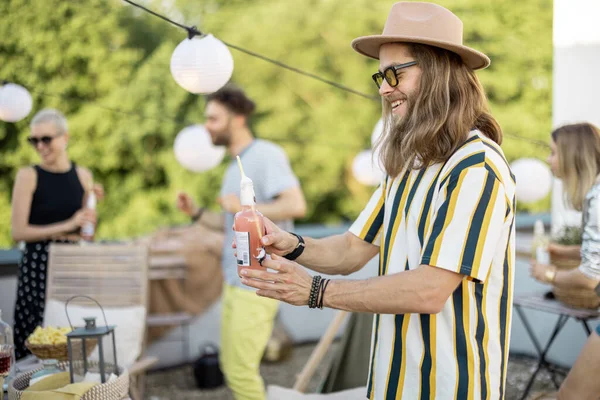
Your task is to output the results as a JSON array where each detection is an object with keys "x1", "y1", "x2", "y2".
[{"x1": 352, "y1": 2, "x2": 490, "y2": 70}]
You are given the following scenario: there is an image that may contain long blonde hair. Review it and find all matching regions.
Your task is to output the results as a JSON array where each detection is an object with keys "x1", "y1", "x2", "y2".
[
  {"x1": 552, "y1": 123, "x2": 600, "y2": 211},
  {"x1": 374, "y1": 44, "x2": 502, "y2": 177}
]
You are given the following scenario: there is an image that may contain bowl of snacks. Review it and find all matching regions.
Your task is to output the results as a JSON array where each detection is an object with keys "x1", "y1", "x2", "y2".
[{"x1": 25, "y1": 326, "x2": 97, "y2": 361}]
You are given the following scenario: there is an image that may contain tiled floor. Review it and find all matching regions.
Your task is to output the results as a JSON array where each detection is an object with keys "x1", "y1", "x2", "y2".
[{"x1": 145, "y1": 343, "x2": 566, "y2": 400}]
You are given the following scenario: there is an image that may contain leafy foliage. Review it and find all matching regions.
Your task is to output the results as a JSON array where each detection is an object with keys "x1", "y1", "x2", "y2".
[
  {"x1": 553, "y1": 225, "x2": 583, "y2": 246},
  {"x1": 0, "y1": 0, "x2": 554, "y2": 246}
]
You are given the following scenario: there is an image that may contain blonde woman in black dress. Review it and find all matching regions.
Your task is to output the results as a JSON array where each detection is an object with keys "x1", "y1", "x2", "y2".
[{"x1": 10, "y1": 109, "x2": 103, "y2": 359}]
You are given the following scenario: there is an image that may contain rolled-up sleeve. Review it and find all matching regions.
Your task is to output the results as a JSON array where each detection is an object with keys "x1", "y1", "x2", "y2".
[
  {"x1": 579, "y1": 186, "x2": 600, "y2": 281},
  {"x1": 349, "y1": 181, "x2": 386, "y2": 246}
]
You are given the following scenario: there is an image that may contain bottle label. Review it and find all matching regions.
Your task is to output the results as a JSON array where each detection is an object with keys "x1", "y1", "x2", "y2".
[
  {"x1": 81, "y1": 223, "x2": 95, "y2": 237},
  {"x1": 235, "y1": 231, "x2": 251, "y2": 267},
  {"x1": 536, "y1": 247, "x2": 550, "y2": 264}
]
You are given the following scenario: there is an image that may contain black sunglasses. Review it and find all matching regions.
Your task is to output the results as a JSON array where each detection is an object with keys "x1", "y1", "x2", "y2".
[
  {"x1": 27, "y1": 136, "x2": 56, "y2": 146},
  {"x1": 372, "y1": 61, "x2": 418, "y2": 89}
]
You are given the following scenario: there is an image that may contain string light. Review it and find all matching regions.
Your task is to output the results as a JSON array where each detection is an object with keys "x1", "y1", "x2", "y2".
[
  {"x1": 0, "y1": 82, "x2": 33, "y2": 123},
  {"x1": 1, "y1": 0, "x2": 551, "y2": 150}
]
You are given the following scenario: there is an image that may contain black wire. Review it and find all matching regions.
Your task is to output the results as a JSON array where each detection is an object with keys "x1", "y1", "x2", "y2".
[
  {"x1": 222, "y1": 41, "x2": 380, "y2": 101},
  {"x1": 24, "y1": 86, "x2": 194, "y2": 127},
  {"x1": 3, "y1": 78, "x2": 361, "y2": 150},
  {"x1": 504, "y1": 134, "x2": 549, "y2": 148},
  {"x1": 122, "y1": 0, "x2": 196, "y2": 34},
  {"x1": 121, "y1": 0, "x2": 378, "y2": 101},
  {"x1": 0, "y1": 2, "x2": 550, "y2": 150},
  {"x1": 119, "y1": 0, "x2": 549, "y2": 148}
]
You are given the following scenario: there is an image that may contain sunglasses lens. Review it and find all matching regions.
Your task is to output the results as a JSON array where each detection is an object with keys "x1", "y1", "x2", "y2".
[
  {"x1": 27, "y1": 137, "x2": 54, "y2": 146},
  {"x1": 373, "y1": 74, "x2": 383, "y2": 88},
  {"x1": 384, "y1": 68, "x2": 398, "y2": 87}
]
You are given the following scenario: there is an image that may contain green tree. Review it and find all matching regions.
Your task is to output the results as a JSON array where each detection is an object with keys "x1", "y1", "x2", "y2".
[{"x1": 0, "y1": 0, "x2": 554, "y2": 247}]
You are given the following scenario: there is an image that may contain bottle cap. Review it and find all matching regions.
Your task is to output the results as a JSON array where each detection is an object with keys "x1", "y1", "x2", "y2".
[
  {"x1": 534, "y1": 220, "x2": 545, "y2": 235},
  {"x1": 237, "y1": 156, "x2": 255, "y2": 206}
]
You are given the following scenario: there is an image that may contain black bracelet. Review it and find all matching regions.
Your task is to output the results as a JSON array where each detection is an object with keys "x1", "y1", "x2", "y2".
[
  {"x1": 315, "y1": 278, "x2": 326, "y2": 309},
  {"x1": 191, "y1": 208, "x2": 205, "y2": 223},
  {"x1": 318, "y1": 279, "x2": 331, "y2": 309},
  {"x1": 309, "y1": 275, "x2": 322, "y2": 309},
  {"x1": 284, "y1": 232, "x2": 305, "y2": 261}
]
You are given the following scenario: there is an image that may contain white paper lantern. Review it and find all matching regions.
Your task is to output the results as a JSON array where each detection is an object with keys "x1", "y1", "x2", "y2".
[
  {"x1": 0, "y1": 83, "x2": 33, "y2": 122},
  {"x1": 170, "y1": 34, "x2": 234, "y2": 94},
  {"x1": 371, "y1": 118, "x2": 384, "y2": 147},
  {"x1": 352, "y1": 150, "x2": 384, "y2": 186},
  {"x1": 511, "y1": 158, "x2": 553, "y2": 203},
  {"x1": 174, "y1": 124, "x2": 226, "y2": 172}
]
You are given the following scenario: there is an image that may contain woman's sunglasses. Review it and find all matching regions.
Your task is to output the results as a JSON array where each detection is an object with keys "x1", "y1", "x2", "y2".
[
  {"x1": 372, "y1": 61, "x2": 418, "y2": 89},
  {"x1": 27, "y1": 136, "x2": 56, "y2": 146}
]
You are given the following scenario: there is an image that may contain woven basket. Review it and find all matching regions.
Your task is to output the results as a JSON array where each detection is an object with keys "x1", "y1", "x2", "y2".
[
  {"x1": 8, "y1": 360, "x2": 128, "y2": 400},
  {"x1": 551, "y1": 254, "x2": 600, "y2": 310},
  {"x1": 25, "y1": 339, "x2": 97, "y2": 362}
]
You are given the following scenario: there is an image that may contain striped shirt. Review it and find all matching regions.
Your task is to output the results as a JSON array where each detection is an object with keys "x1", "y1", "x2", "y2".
[{"x1": 349, "y1": 130, "x2": 516, "y2": 400}]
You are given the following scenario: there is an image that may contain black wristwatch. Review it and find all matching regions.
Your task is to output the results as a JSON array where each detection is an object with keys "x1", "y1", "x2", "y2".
[
  {"x1": 284, "y1": 232, "x2": 305, "y2": 261},
  {"x1": 595, "y1": 282, "x2": 600, "y2": 298},
  {"x1": 191, "y1": 207, "x2": 205, "y2": 223}
]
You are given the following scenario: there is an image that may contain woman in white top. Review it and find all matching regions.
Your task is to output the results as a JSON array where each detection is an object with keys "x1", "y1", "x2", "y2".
[{"x1": 530, "y1": 122, "x2": 600, "y2": 400}]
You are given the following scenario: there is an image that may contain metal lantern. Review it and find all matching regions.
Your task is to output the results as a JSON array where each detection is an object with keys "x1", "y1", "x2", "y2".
[{"x1": 65, "y1": 296, "x2": 118, "y2": 384}]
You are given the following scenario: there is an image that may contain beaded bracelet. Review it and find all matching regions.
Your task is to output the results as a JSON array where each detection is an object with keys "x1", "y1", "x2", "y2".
[{"x1": 309, "y1": 275, "x2": 322, "y2": 308}]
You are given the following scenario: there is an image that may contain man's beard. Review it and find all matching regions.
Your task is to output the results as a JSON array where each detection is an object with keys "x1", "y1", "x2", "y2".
[
  {"x1": 211, "y1": 132, "x2": 230, "y2": 147},
  {"x1": 389, "y1": 95, "x2": 416, "y2": 133},
  {"x1": 210, "y1": 118, "x2": 233, "y2": 146}
]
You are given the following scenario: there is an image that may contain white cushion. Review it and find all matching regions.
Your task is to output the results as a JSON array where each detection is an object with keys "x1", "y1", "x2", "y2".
[
  {"x1": 266, "y1": 386, "x2": 367, "y2": 400},
  {"x1": 43, "y1": 299, "x2": 146, "y2": 367}
]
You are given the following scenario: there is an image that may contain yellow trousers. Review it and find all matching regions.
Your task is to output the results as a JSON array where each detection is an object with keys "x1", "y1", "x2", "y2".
[{"x1": 220, "y1": 284, "x2": 279, "y2": 400}]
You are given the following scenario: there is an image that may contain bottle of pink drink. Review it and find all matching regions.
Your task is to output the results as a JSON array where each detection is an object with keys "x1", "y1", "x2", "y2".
[{"x1": 233, "y1": 156, "x2": 266, "y2": 278}]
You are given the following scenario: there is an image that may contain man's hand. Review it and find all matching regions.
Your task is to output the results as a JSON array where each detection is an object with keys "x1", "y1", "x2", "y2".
[
  {"x1": 176, "y1": 191, "x2": 199, "y2": 217},
  {"x1": 232, "y1": 217, "x2": 299, "y2": 257},
  {"x1": 261, "y1": 217, "x2": 300, "y2": 256},
  {"x1": 240, "y1": 254, "x2": 312, "y2": 306}
]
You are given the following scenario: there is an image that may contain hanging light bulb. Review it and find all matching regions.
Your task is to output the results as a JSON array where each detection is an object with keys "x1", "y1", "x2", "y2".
[
  {"x1": 511, "y1": 158, "x2": 553, "y2": 203},
  {"x1": 371, "y1": 118, "x2": 384, "y2": 147},
  {"x1": 174, "y1": 124, "x2": 226, "y2": 172},
  {"x1": 0, "y1": 83, "x2": 33, "y2": 123},
  {"x1": 352, "y1": 150, "x2": 384, "y2": 186},
  {"x1": 170, "y1": 32, "x2": 234, "y2": 94}
]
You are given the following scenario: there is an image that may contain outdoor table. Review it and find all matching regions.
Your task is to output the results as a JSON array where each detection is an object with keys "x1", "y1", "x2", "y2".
[{"x1": 513, "y1": 292, "x2": 600, "y2": 400}]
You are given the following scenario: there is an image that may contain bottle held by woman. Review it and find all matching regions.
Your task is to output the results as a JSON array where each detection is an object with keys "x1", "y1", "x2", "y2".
[{"x1": 81, "y1": 185, "x2": 97, "y2": 242}]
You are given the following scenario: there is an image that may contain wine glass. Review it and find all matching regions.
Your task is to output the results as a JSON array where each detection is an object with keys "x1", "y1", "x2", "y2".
[{"x1": 0, "y1": 344, "x2": 12, "y2": 376}]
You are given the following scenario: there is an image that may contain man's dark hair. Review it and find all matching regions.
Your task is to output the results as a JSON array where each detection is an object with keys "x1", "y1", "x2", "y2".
[{"x1": 205, "y1": 84, "x2": 256, "y2": 117}]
